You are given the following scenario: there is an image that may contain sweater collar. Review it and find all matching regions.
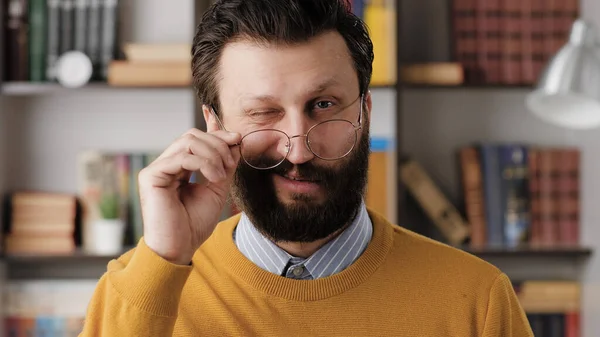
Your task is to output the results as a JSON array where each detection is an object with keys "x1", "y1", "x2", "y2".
[
  {"x1": 234, "y1": 202, "x2": 373, "y2": 279},
  {"x1": 201, "y1": 208, "x2": 394, "y2": 301}
]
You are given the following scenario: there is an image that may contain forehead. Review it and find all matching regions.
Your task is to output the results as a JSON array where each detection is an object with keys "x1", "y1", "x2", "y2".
[{"x1": 217, "y1": 31, "x2": 358, "y2": 105}]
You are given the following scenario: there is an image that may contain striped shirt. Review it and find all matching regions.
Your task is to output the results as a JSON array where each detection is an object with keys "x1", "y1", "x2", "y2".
[{"x1": 234, "y1": 202, "x2": 373, "y2": 280}]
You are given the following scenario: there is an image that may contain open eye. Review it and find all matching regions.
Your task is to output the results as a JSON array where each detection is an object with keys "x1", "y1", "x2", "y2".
[{"x1": 314, "y1": 100, "x2": 335, "y2": 110}]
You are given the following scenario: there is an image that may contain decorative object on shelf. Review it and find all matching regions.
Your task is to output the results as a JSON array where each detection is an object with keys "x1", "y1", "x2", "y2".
[
  {"x1": 122, "y1": 43, "x2": 191, "y2": 63},
  {"x1": 55, "y1": 51, "x2": 93, "y2": 88},
  {"x1": 400, "y1": 63, "x2": 464, "y2": 86},
  {"x1": 90, "y1": 193, "x2": 125, "y2": 255},
  {"x1": 107, "y1": 43, "x2": 192, "y2": 87},
  {"x1": 526, "y1": 19, "x2": 600, "y2": 129}
]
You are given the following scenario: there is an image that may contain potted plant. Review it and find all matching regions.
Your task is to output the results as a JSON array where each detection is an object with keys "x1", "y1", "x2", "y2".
[{"x1": 92, "y1": 193, "x2": 125, "y2": 255}]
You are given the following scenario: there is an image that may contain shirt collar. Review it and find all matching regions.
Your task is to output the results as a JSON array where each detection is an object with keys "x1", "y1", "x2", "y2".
[{"x1": 234, "y1": 201, "x2": 373, "y2": 279}]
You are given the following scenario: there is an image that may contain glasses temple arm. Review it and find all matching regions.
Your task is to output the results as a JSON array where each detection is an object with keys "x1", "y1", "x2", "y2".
[
  {"x1": 357, "y1": 95, "x2": 364, "y2": 127},
  {"x1": 210, "y1": 106, "x2": 228, "y2": 131}
]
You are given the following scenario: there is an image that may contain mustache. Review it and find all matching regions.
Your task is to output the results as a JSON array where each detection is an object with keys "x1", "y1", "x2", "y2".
[{"x1": 267, "y1": 159, "x2": 339, "y2": 185}]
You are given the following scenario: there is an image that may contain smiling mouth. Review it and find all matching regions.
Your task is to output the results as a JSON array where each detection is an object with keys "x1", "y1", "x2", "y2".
[{"x1": 280, "y1": 173, "x2": 319, "y2": 183}]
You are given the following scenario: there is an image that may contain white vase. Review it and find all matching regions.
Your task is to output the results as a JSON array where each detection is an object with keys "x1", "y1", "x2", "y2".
[{"x1": 91, "y1": 218, "x2": 125, "y2": 255}]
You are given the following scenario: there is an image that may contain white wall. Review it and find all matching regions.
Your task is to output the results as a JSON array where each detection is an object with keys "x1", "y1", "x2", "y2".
[{"x1": 5, "y1": 90, "x2": 193, "y2": 192}]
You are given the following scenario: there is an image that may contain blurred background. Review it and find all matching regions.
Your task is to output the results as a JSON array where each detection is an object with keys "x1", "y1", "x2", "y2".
[{"x1": 0, "y1": 0, "x2": 597, "y2": 336}]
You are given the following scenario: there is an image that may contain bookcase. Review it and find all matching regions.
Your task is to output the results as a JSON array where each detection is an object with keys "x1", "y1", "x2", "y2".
[{"x1": 0, "y1": 0, "x2": 597, "y2": 336}]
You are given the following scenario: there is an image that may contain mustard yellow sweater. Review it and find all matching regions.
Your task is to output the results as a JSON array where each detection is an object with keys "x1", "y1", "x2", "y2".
[{"x1": 79, "y1": 210, "x2": 533, "y2": 336}]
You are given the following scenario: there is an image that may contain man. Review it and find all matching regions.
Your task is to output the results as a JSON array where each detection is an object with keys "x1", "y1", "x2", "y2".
[{"x1": 80, "y1": 0, "x2": 533, "y2": 336}]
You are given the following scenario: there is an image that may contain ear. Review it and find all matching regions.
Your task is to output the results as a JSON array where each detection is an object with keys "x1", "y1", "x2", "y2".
[
  {"x1": 202, "y1": 104, "x2": 220, "y2": 133},
  {"x1": 364, "y1": 90, "x2": 372, "y2": 121}
]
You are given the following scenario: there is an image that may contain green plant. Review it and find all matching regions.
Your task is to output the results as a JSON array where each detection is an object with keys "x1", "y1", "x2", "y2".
[{"x1": 99, "y1": 193, "x2": 120, "y2": 219}]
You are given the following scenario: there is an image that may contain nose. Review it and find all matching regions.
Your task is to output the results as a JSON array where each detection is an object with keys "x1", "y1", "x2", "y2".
[
  {"x1": 286, "y1": 134, "x2": 314, "y2": 164},
  {"x1": 281, "y1": 111, "x2": 315, "y2": 165}
]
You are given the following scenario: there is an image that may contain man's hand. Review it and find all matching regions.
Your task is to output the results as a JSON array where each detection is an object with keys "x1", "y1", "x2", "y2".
[{"x1": 138, "y1": 128, "x2": 241, "y2": 265}]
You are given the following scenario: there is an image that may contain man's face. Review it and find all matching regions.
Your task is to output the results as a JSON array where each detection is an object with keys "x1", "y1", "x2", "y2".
[{"x1": 207, "y1": 31, "x2": 372, "y2": 243}]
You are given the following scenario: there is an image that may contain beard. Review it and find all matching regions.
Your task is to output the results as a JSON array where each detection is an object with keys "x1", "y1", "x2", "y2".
[{"x1": 230, "y1": 125, "x2": 371, "y2": 243}]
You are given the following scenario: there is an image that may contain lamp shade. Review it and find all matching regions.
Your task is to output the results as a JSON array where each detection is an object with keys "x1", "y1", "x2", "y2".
[{"x1": 526, "y1": 19, "x2": 600, "y2": 129}]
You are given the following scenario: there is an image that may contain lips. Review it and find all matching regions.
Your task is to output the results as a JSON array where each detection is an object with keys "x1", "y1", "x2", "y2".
[{"x1": 281, "y1": 174, "x2": 318, "y2": 183}]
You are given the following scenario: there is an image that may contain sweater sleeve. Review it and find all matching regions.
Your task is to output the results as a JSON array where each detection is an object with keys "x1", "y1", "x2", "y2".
[
  {"x1": 79, "y1": 238, "x2": 193, "y2": 337},
  {"x1": 482, "y1": 272, "x2": 534, "y2": 337}
]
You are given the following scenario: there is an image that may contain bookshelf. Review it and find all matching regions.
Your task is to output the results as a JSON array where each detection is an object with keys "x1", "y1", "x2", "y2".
[
  {"x1": 0, "y1": 0, "x2": 597, "y2": 335},
  {"x1": 0, "y1": 1, "x2": 591, "y2": 264}
]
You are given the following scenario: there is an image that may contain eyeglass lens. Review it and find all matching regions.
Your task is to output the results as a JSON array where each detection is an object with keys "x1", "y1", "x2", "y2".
[{"x1": 239, "y1": 119, "x2": 357, "y2": 169}]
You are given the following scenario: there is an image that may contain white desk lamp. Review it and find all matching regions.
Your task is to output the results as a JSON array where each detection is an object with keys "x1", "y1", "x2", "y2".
[{"x1": 526, "y1": 19, "x2": 600, "y2": 129}]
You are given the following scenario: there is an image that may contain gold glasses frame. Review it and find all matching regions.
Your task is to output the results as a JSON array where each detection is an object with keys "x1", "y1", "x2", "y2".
[{"x1": 209, "y1": 94, "x2": 364, "y2": 170}]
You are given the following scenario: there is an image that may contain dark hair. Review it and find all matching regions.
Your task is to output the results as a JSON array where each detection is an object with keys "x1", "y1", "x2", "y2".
[{"x1": 191, "y1": 0, "x2": 374, "y2": 114}]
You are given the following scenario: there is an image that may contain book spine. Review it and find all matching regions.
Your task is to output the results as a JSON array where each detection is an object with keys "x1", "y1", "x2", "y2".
[
  {"x1": 128, "y1": 153, "x2": 144, "y2": 243},
  {"x1": 528, "y1": 148, "x2": 542, "y2": 245},
  {"x1": 500, "y1": 0, "x2": 522, "y2": 85},
  {"x1": 486, "y1": 0, "x2": 502, "y2": 84},
  {"x1": 545, "y1": 313, "x2": 565, "y2": 337},
  {"x1": 531, "y1": 0, "x2": 545, "y2": 80},
  {"x1": 452, "y1": 0, "x2": 477, "y2": 83},
  {"x1": 351, "y1": 0, "x2": 364, "y2": 19},
  {"x1": 526, "y1": 313, "x2": 544, "y2": 336},
  {"x1": 479, "y1": 144, "x2": 503, "y2": 246},
  {"x1": 28, "y1": 0, "x2": 46, "y2": 81},
  {"x1": 557, "y1": 148, "x2": 580, "y2": 246},
  {"x1": 538, "y1": 148, "x2": 557, "y2": 246},
  {"x1": 46, "y1": 0, "x2": 60, "y2": 80},
  {"x1": 474, "y1": 0, "x2": 488, "y2": 84},
  {"x1": 73, "y1": 0, "x2": 88, "y2": 52},
  {"x1": 99, "y1": 0, "x2": 118, "y2": 80},
  {"x1": 542, "y1": 0, "x2": 558, "y2": 63},
  {"x1": 4, "y1": 0, "x2": 29, "y2": 81},
  {"x1": 565, "y1": 311, "x2": 580, "y2": 337},
  {"x1": 499, "y1": 144, "x2": 529, "y2": 248},
  {"x1": 59, "y1": 0, "x2": 74, "y2": 54},
  {"x1": 459, "y1": 146, "x2": 487, "y2": 248},
  {"x1": 519, "y1": 0, "x2": 534, "y2": 84},
  {"x1": 86, "y1": 0, "x2": 101, "y2": 79}
]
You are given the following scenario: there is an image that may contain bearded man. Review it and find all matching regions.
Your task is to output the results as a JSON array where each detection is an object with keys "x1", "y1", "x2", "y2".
[{"x1": 80, "y1": 0, "x2": 533, "y2": 336}]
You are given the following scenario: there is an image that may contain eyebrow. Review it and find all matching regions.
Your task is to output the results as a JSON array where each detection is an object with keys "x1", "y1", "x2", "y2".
[
  {"x1": 307, "y1": 78, "x2": 342, "y2": 95},
  {"x1": 240, "y1": 78, "x2": 344, "y2": 104}
]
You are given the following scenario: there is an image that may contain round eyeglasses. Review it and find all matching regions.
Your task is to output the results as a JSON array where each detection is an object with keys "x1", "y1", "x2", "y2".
[{"x1": 210, "y1": 95, "x2": 364, "y2": 170}]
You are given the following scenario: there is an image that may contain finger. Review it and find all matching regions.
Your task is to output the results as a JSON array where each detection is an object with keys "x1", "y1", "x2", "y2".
[
  {"x1": 174, "y1": 129, "x2": 241, "y2": 171},
  {"x1": 192, "y1": 131, "x2": 241, "y2": 170},
  {"x1": 183, "y1": 136, "x2": 229, "y2": 178},
  {"x1": 158, "y1": 128, "x2": 240, "y2": 161},
  {"x1": 141, "y1": 152, "x2": 226, "y2": 189},
  {"x1": 191, "y1": 129, "x2": 241, "y2": 148},
  {"x1": 154, "y1": 132, "x2": 230, "y2": 180}
]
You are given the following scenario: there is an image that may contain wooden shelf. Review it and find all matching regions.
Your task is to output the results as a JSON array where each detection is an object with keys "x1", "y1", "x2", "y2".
[
  {"x1": 461, "y1": 245, "x2": 593, "y2": 258},
  {"x1": 0, "y1": 81, "x2": 396, "y2": 95},
  {"x1": 1, "y1": 245, "x2": 592, "y2": 264},
  {"x1": 1, "y1": 247, "x2": 133, "y2": 264},
  {"x1": 0, "y1": 82, "x2": 532, "y2": 95},
  {"x1": 400, "y1": 83, "x2": 534, "y2": 90},
  {"x1": 0, "y1": 82, "x2": 191, "y2": 95},
  {"x1": 369, "y1": 84, "x2": 397, "y2": 90}
]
